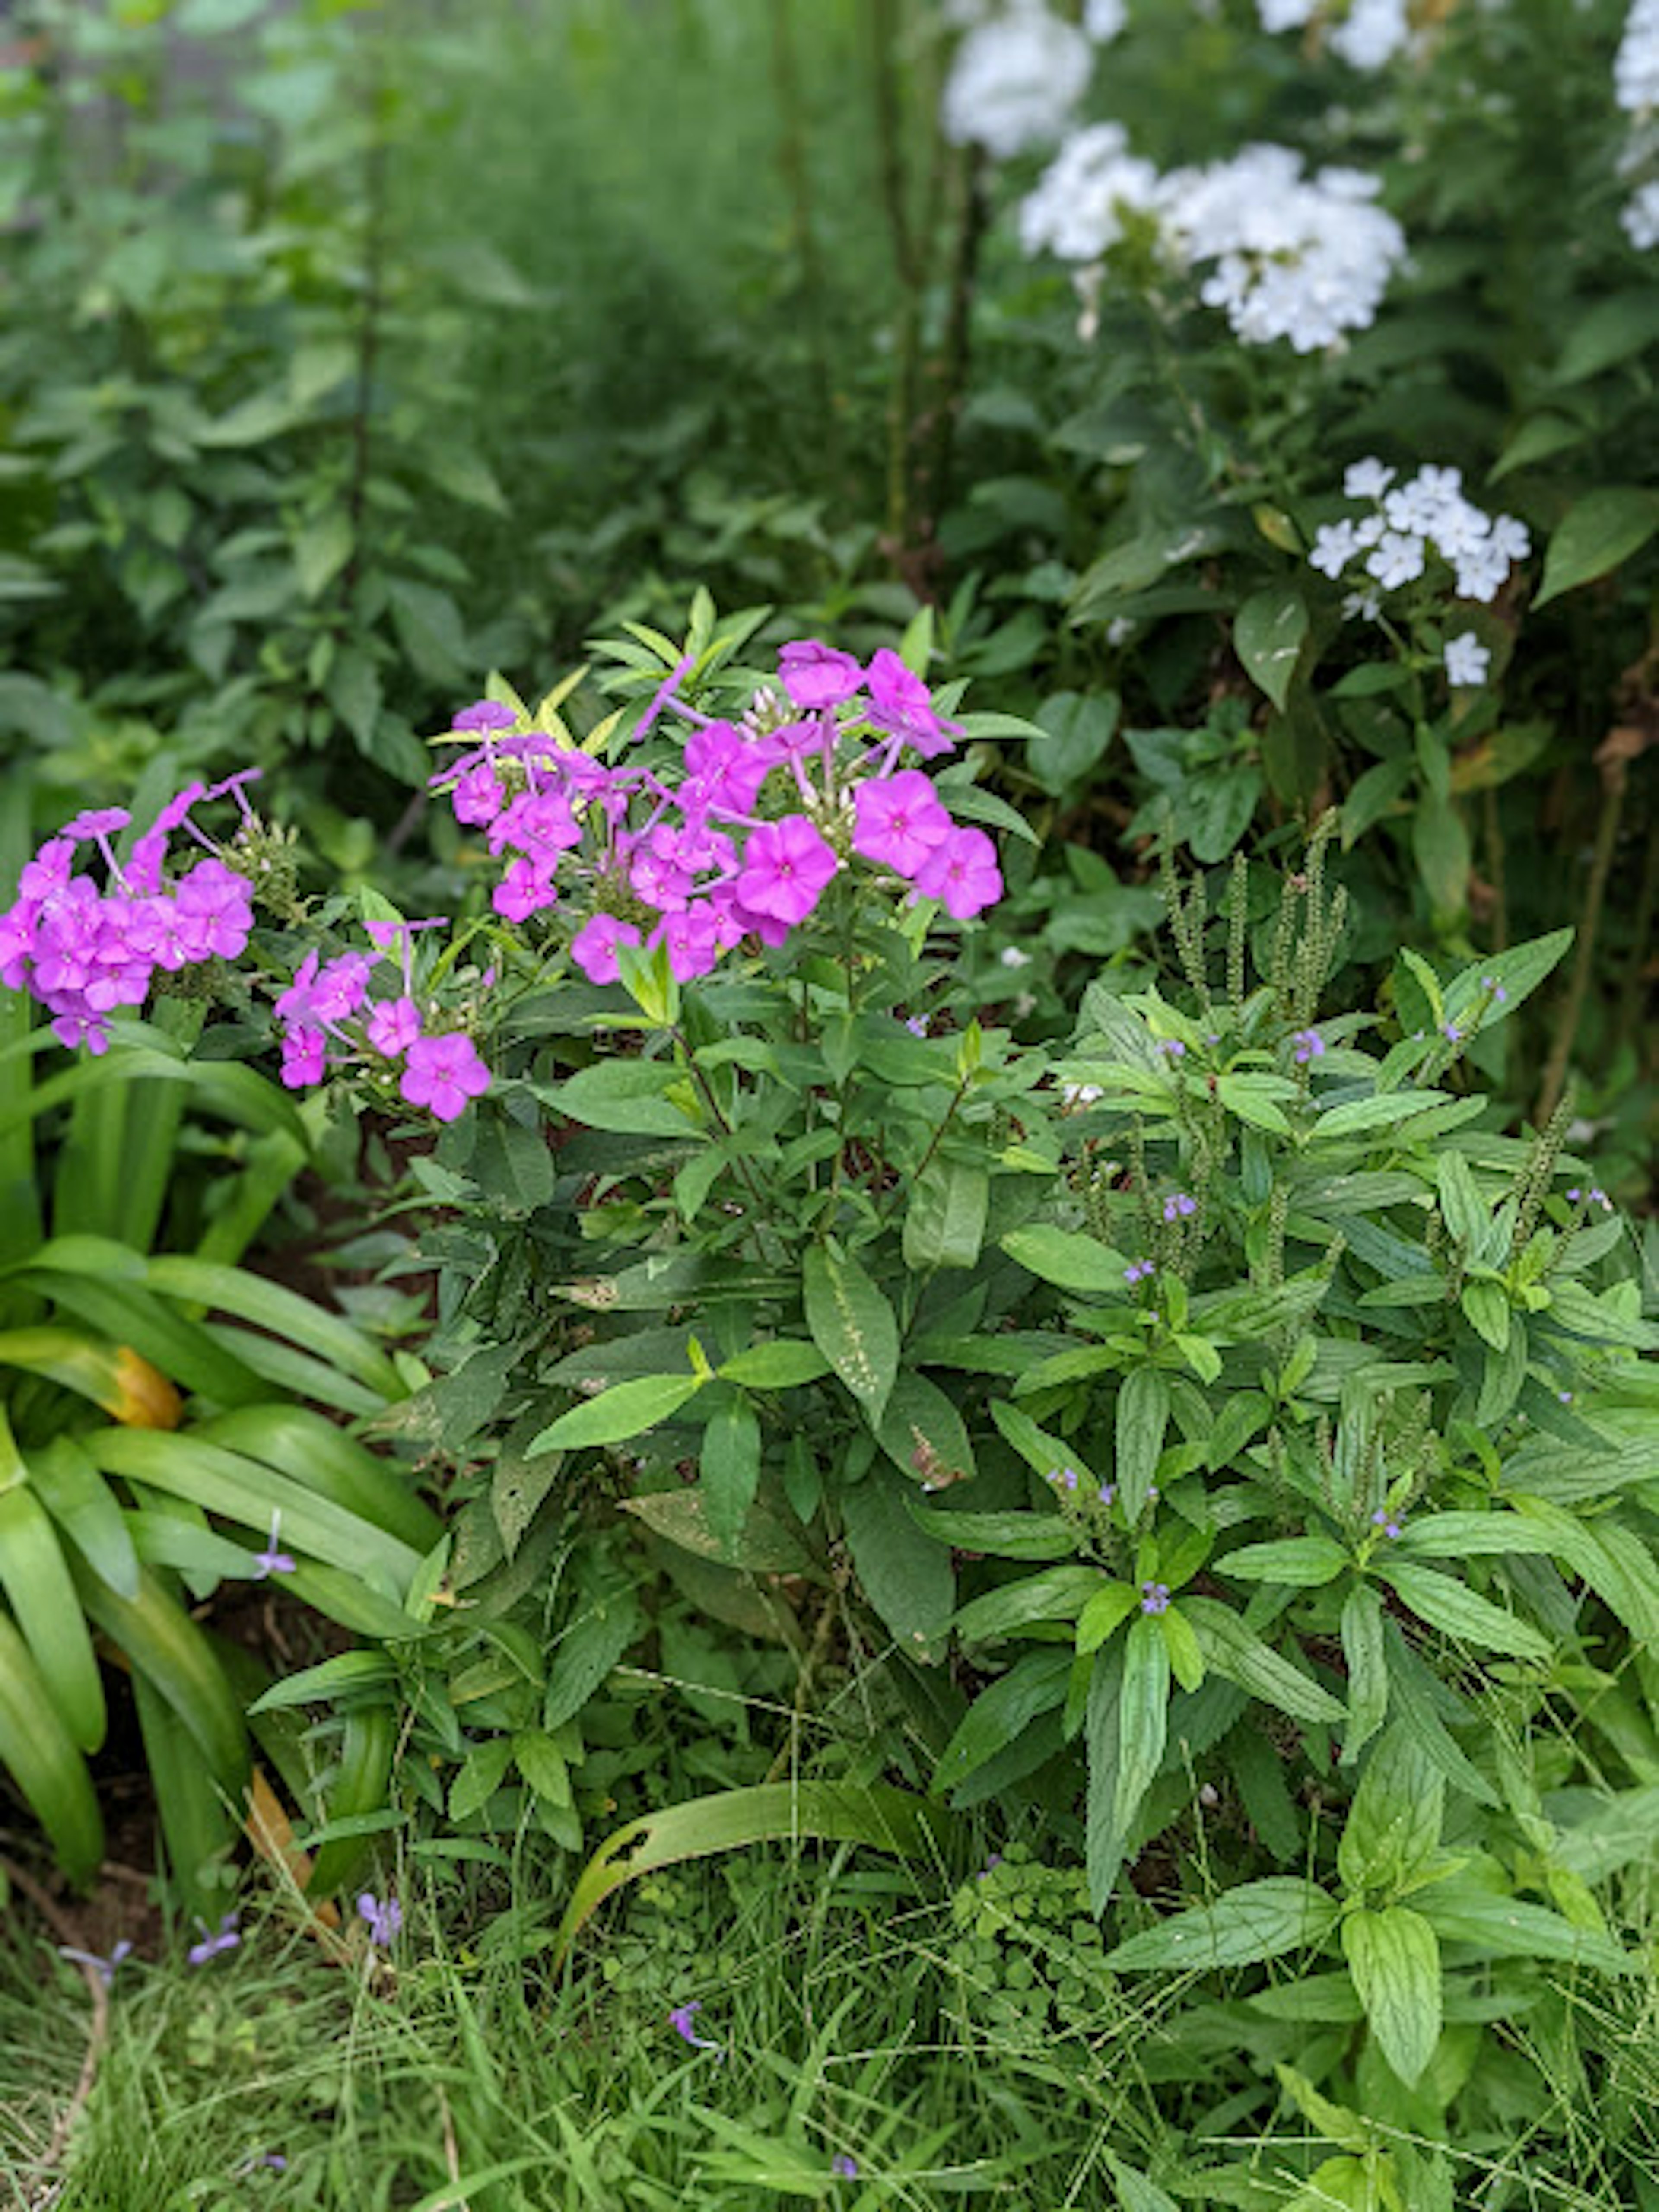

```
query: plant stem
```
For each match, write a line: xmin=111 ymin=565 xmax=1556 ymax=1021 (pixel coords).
xmin=1482 ymin=783 xmax=1508 ymax=954
xmin=1534 ymin=754 xmax=1628 ymax=1127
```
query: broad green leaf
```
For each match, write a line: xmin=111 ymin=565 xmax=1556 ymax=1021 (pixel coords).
xmin=1441 ymin=929 xmax=1571 ymax=1029
xmin=1235 ymin=582 xmax=1309 ymax=712
xmin=1000 ymin=1224 xmax=1130 ymax=1294
xmin=1418 ymin=1883 xmax=1633 ymax=1974
xmin=843 ymin=1465 xmax=955 ymax=1662
xmin=715 ymin=1340 xmax=830 ymax=1390
xmin=1086 ymin=1641 xmax=1127 ymax=1912
xmin=877 ymin=1369 xmax=977 ymax=1490
xmin=1183 ymin=1598 xmax=1345 ymax=1723
xmin=1224 ymin=1536 xmax=1349 ymax=1587
xmin=1393 ymin=1512 xmax=1559 ymax=1561
xmin=1382 ymin=1624 xmax=1498 ymax=1805
xmin=905 ymin=1502 xmax=1076 ymax=1561
xmin=936 ymin=1647 xmax=1072 ymax=1794
xmin=1337 ymin=1726 xmax=1443 ymax=1894
xmin=1343 ymin=1906 xmax=1441 ymax=2087
xmin=1411 ymin=791 xmax=1470 ymax=919
xmin=552 ymin=1782 xmax=952 ymax=1965
xmin=1105 ymin=1877 xmax=1339 ymax=1971
xmin=700 ymin=1397 xmax=761 ymax=1553
xmin=1076 ymin=1580 xmax=1141 ymax=1656
xmin=1313 ymin=1090 xmax=1449 ymax=1139
xmin=1115 ymin=1366 xmax=1169 ymax=1520
xmin=620 ymin=1490 xmax=812 ymax=1575
xmin=1376 ymin=1561 xmax=1551 ymax=1661
xmin=542 ymin=1583 xmax=644 ymax=1730
xmin=1100 ymin=2152 xmax=1180 ymax=2212
xmin=903 ymin=1160 xmax=989 ymax=1271
xmin=448 ymin=1735 xmax=515 ymax=1823
xmin=988 ymin=1398 xmax=1101 ymax=1491
xmin=1114 ymin=1611 xmax=1170 ymax=1839
xmin=1340 ymin=1583 xmax=1389 ymax=1764
xmin=1160 ymin=1606 xmax=1205 ymax=1693
xmin=1534 ymin=486 xmax=1659 ymax=607
xmin=527 ymin=1372 xmax=706 ymax=1455
xmin=803 ymin=1245 xmax=899 ymax=1423
xmin=549 ymin=1061 xmax=702 ymax=1138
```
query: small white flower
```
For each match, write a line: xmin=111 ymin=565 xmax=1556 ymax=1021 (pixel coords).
xmin=1343 ymin=457 xmax=1395 ymax=500
xmin=999 ymin=945 xmax=1033 ymax=969
xmin=1365 ymin=530 xmax=1427 ymax=589
xmin=1444 ymin=631 xmax=1491 ymax=687
xmin=1615 ymin=0 xmax=1659 ymax=115
xmin=1060 ymin=1082 xmax=1105 ymax=1108
xmin=1624 ymin=178 xmax=1659 ymax=248
xmin=943 ymin=6 xmax=1093 ymax=159
xmin=1309 ymin=520 xmax=1360 ymax=578
xmin=1329 ymin=0 xmax=1411 ymax=70
xmin=1341 ymin=587 xmax=1384 ymax=621
xmin=1083 ymin=0 xmax=1127 ymax=39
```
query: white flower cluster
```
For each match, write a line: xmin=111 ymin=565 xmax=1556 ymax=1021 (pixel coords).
xmin=1308 ymin=459 xmax=1530 ymax=615
xmin=1616 ymin=0 xmax=1659 ymax=113
xmin=1018 ymin=121 xmax=1163 ymax=259
xmin=940 ymin=0 xmax=1125 ymax=160
xmin=1021 ymin=135 xmax=1406 ymax=351
xmin=1257 ymin=0 xmax=1411 ymax=68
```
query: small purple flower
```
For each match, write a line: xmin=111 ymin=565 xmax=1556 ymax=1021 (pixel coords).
xmin=1370 ymin=1509 xmax=1404 ymax=1540
xmin=668 ymin=2000 xmax=723 ymax=2053
xmin=1440 ymin=1023 xmax=1463 ymax=1045
xmin=1565 ymin=1188 xmax=1581 ymax=1203
xmin=831 ymin=2155 xmax=860 ymax=2180
xmin=251 ymin=1512 xmax=296 ymax=1579
xmin=1124 ymin=1259 xmax=1155 ymax=1286
xmin=1155 ymin=1038 xmax=1186 ymax=1059
xmin=357 ymin=1893 xmax=402 ymax=1947
xmin=976 ymin=1853 xmax=1004 ymax=1881
xmin=1140 ymin=1581 xmax=1171 ymax=1615
xmin=1481 ymin=976 xmax=1508 ymax=1005
xmin=1162 ymin=1192 xmax=1197 ymax=1223
xmin=1098 ymin=1483 xmax=1116 ymax=1507
xmin=778 ymin=639 xmax=866 ymax=711
xmin=58 ymin=1939 xmax=133 ymax=1988
xmin=1292 ymin=1028 xmax=1324 ymax=1064
xmin=365 ymin=996 xmax=423 ymax=1060
xmin=1589 ymin=1186 xmax=1609 ymax=1210
xmin=864 ymin=647 xmax=957 ymax=758
xmin=903 ymin=1014 xmax=928 ymax=1038
xmin=1557 ymin=1390 xmax=1573 ymax=1405
xmin=232 ymin=2152 xmax=289 ymax=2177
xmin=187 ymin=1912 xmax=240 ymax=1967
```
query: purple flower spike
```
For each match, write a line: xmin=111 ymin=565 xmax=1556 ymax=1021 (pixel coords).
xmin=1292 ymin=1028 xmax=1324 ymax=1064
xmin=357 ymin=1893 xmax=402 ymax=1947
xmin=1162 ymin=1192 xmax=1197 ymax=1223
xmin=1140 ymin=1581 xmax=1171 ymax=1615
xmin=1370 ymin=1509 xmax=1404 ymax=1540
xmin=832 ymin=2154 xmax=860 ymax=2180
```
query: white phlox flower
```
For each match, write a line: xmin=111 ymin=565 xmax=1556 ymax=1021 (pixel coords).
xmin=1019 ymin=121 xmax=1163 ymax=259
xmin=1616 ymin=0 xmax=1659 ymax=114
xmin=1312 ymin=459 xmax=1529 ymax=609
xmin=942 ymin=4 xmax=1093 ymax=158
xmin=1444 ymin=631 xmax=1491 ymax=687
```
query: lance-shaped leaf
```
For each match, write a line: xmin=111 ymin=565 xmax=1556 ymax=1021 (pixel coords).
xmin=1105 ymin=1877 xmax=1339 ymax=1971
xmin=803 ymin=1245 xmax=899 ymax=1424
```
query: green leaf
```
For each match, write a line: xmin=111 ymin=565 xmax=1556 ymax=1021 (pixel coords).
xmin=527 ymin=1372 xmax=706 ymax=1455
xmin=1183 ymin=1597 xmax=1345 ymax=1723
xmin=1235 ymin=583 xmax=1309 ymax=712
xmin=1313 ymin=1090 xmax=1449 ymax=1139
xmin=936 ymin=1647 xmax=1072 ymax=1793
xmin=1551 ymin=289 xmax=1659 ymax=382
xmin=844 ymin=1466 xmax=956 ymax=1662
xmin=449 ymin=1736 xmax=515 ymax=1823
xmin=1337 ymin=1726 xmax=1444 ymax=1894
xmin=1076 ymin=1580 xmax=1141 ymax=1657
xmin=293 ymin=512 xmax=353 ymax=602
xmin=1114 ymin=1612 xmax=1171 ymax=1839
xmin=1224 ymin=1536 xmax=1350 ymax=1587
xmin=700 ymin=1397 xmax=761 ymax=1553
xmin=551 ymin=1783 xmax=951 ymax=1966
xmin=1534 ymin=487 xmax=1659 ymax=607
xmin=905 ymin=1503 xmax=1076 ymax=1561
xmin=877 ymin=1369 xmax=976 ymax=1489
xmin=903 ymin=1160 xmax=989 ymax=1271
xmin=956 ymin=1564 xmax=1104 ymax=1644
xmin=803 ymin=1245 xmax=899 ymax=1423
xmin=1411 ymin=791 xmax=1470 ymax=919
xmin=1460 ymin=1280 xmax=1510 ymax=1352
xmin=1441 ymin=929 xmax=1571 ymax=1029
xmin=988 ymin=1398 xmax=1102 ymax=1491
xmin=1340 ymin=1583 xmax=1389 ymax=1764
xmin=1116 ymin=1367 xmax=1170 ymax=1521
xmin=1104 ymin=1877 xmax=1339 ymax=1971
xmin=1417 ymin=1883 xmax=1633 ymax=1974
xmin=550 ymin=1061 xmax=702 ymax=1139
xmin=717 ymin=1341 xmax=830 ymax=1389
xmin=1086 ymin=1641 xmax=1127 ymax=1912
xmin=1375 ymin=1561 xmax=1551 ymax=1661
xmin=620 ymin=1489 xmax=812 ymax=1575
xmin=1000 ymin=1224 xmax=1130 ymax=1294
xmin=542 ymin=1584 xmax=644 ymax=1730
xmin=1100 ymin=2153 xmax=1180 ymax=2212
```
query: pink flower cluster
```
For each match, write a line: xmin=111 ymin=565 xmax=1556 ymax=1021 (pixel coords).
xmin=272 ymin=917 xmax=489 ymax=1122
xmin=0 ymin=779 xmax=258 ymax=1054
xmin=435 ymin=642 xmax=1003 ymax=987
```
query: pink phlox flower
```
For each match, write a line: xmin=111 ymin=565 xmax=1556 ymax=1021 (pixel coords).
xmin=452 ymin=761 xmax=508 ymax=827
xmin=175 ymin=859 xmax=253 ymax=958
xmin=704 ymin=888 xmax=756 ymax=951
xmin=852 ymin=769 xmax=953 ymax=878
xmin=124 ymin=782 xmax=209 ymax=893
xmin=912 ymin=826 xmax=1002 ymax=920
xmin=648 ymin=904 xmax=723 ymax=982
xmin=488 ymin=791 xmax=580 ymax=858
xmin=308 ymin=953 xmax=377 ymax=1024
xmin=51 ymin=1010 xmax=110 ymax=1055
xmin=570 ymin=913 xmax=643 ymax=985
xmin=365 ymin=995 xmax=423 ymax=1059
xmin=777 ymin=639 xmax=865 ymax=710
xmin=735 ymin=815 xmax=839 ymax=926
xmin=399 ymin=1031 xmax=491 ymax=1121
xmin=280 ymin=1026 xmax=327 ymax=1089
xmin=682 ymin=719 xmax=775 ymax=815
xmin=274 ymin=951 xmax=320 ymax=1026
xmin=628 ymin=824 xmax=699 ymax=912
xmin=864 ymin=648 xmax=957 ymax=758
xmin=64 ymin=806 xmax=132 ymax=842
xmin=18 ymin=838 xmax=76 ymax=902
xmin=451 ymin=699 xmax=517 ymax=734
xmin=0 ymin=909 xmax=30 ymax=989
xmin=493 ymin=855 xmax=559 ymax=922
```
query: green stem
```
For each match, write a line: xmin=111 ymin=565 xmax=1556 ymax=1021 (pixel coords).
xmin=1534 ymin=757 xmax=1627 ymax=1128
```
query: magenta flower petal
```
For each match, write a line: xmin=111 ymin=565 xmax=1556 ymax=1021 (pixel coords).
xmin=851 ymin=770 xmax=953 ymax=878
xmin=570 ymin=914 xmax=643 ymax=985
xmin=399 ymin=1033 xmax=490 ymax=1121
xmin=777 ymin=639 xmax=865 ymax=710
xmin=734 ymin=815 xmax=839 ymax=926
xmin=911 ymin=826 xmax=1001 ymax=919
